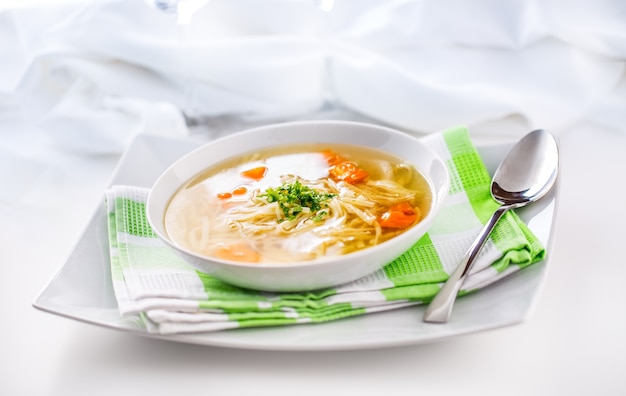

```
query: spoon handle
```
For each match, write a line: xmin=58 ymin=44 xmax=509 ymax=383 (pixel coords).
xmin=423 ymin=206 xmax=509 ymax=323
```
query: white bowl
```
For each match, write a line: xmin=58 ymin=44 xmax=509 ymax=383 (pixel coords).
xmin=146 ymin=120 xmax=449 ymax=292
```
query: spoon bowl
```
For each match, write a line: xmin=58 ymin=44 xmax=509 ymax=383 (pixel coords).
xmin=492 ymin=130 xmax=559 ymax=206
xmin=423 ymin=129 xmax=559 ymax=323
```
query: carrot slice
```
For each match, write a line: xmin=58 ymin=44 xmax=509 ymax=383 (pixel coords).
xmin=345 ymin=168 xmax=369 ymax=184
xmin=241 ymin=166 xmax=268 ymax=181
xmin=216 ymin=192 xmax=232 ymax=199
xmin=324 ymin=150 xmax=369 ymax=184
xmin=379 ymin=202 xmax=420 ymax=229
xmin=329 ymin=161 xmax=369 ymax=184
xmin=322 ymin=149 xmax=343 ymax=165
xmin=232 ymin=186 xmax=248 ymax=195
xmin=389 ymin=202 xmax=417 ymax=215
xmin=214 ymin=243 xmax=260 ymax=263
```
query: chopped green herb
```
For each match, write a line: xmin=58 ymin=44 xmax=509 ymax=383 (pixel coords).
xmin=260 ymin=180 xmax=335 ymax=222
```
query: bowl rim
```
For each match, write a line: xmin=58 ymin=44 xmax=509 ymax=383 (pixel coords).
xmin=146 ymin=119 xmax=450 ymax=270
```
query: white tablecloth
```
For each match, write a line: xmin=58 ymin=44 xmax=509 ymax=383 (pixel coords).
xmin=2 ymin=1 xmax=625 ymax=395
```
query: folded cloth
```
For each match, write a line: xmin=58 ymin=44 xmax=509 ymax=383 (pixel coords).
xmin=104 ymin=126 xmax=545 ymax=334
xmin=6 ymin=0 xmax=626 ymax=149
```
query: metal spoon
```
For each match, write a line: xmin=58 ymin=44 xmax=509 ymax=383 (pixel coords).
xmin=423 ymin=129 xmax=559 ymax=323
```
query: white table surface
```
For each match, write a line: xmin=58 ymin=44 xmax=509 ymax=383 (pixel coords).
xmin=2 ymin=2 xmax=626 ymax=395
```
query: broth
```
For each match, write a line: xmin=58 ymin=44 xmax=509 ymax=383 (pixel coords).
xmin=164 ymin=143 xmax=432 ymax=264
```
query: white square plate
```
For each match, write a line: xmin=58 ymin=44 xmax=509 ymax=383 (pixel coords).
xmin=33 ymin=133 xmax=558 ymax=351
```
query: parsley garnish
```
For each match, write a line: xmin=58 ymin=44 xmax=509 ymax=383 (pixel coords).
xmin=260 ymin=180 xmax=335 ymax=222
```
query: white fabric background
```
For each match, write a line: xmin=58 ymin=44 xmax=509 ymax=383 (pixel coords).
xmin=2 ymin=0 xmax=625 ymax=153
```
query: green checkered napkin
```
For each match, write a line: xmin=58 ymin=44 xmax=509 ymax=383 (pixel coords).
xmin=105 ymin=126 xmax=545 ymax=334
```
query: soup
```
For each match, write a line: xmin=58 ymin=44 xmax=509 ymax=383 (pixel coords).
xmin=164 ymin=143 xmax=432 ymax=264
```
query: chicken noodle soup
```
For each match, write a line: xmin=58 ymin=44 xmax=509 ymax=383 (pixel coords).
xmin=164 ymin=143 xmax=432 ymax=264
